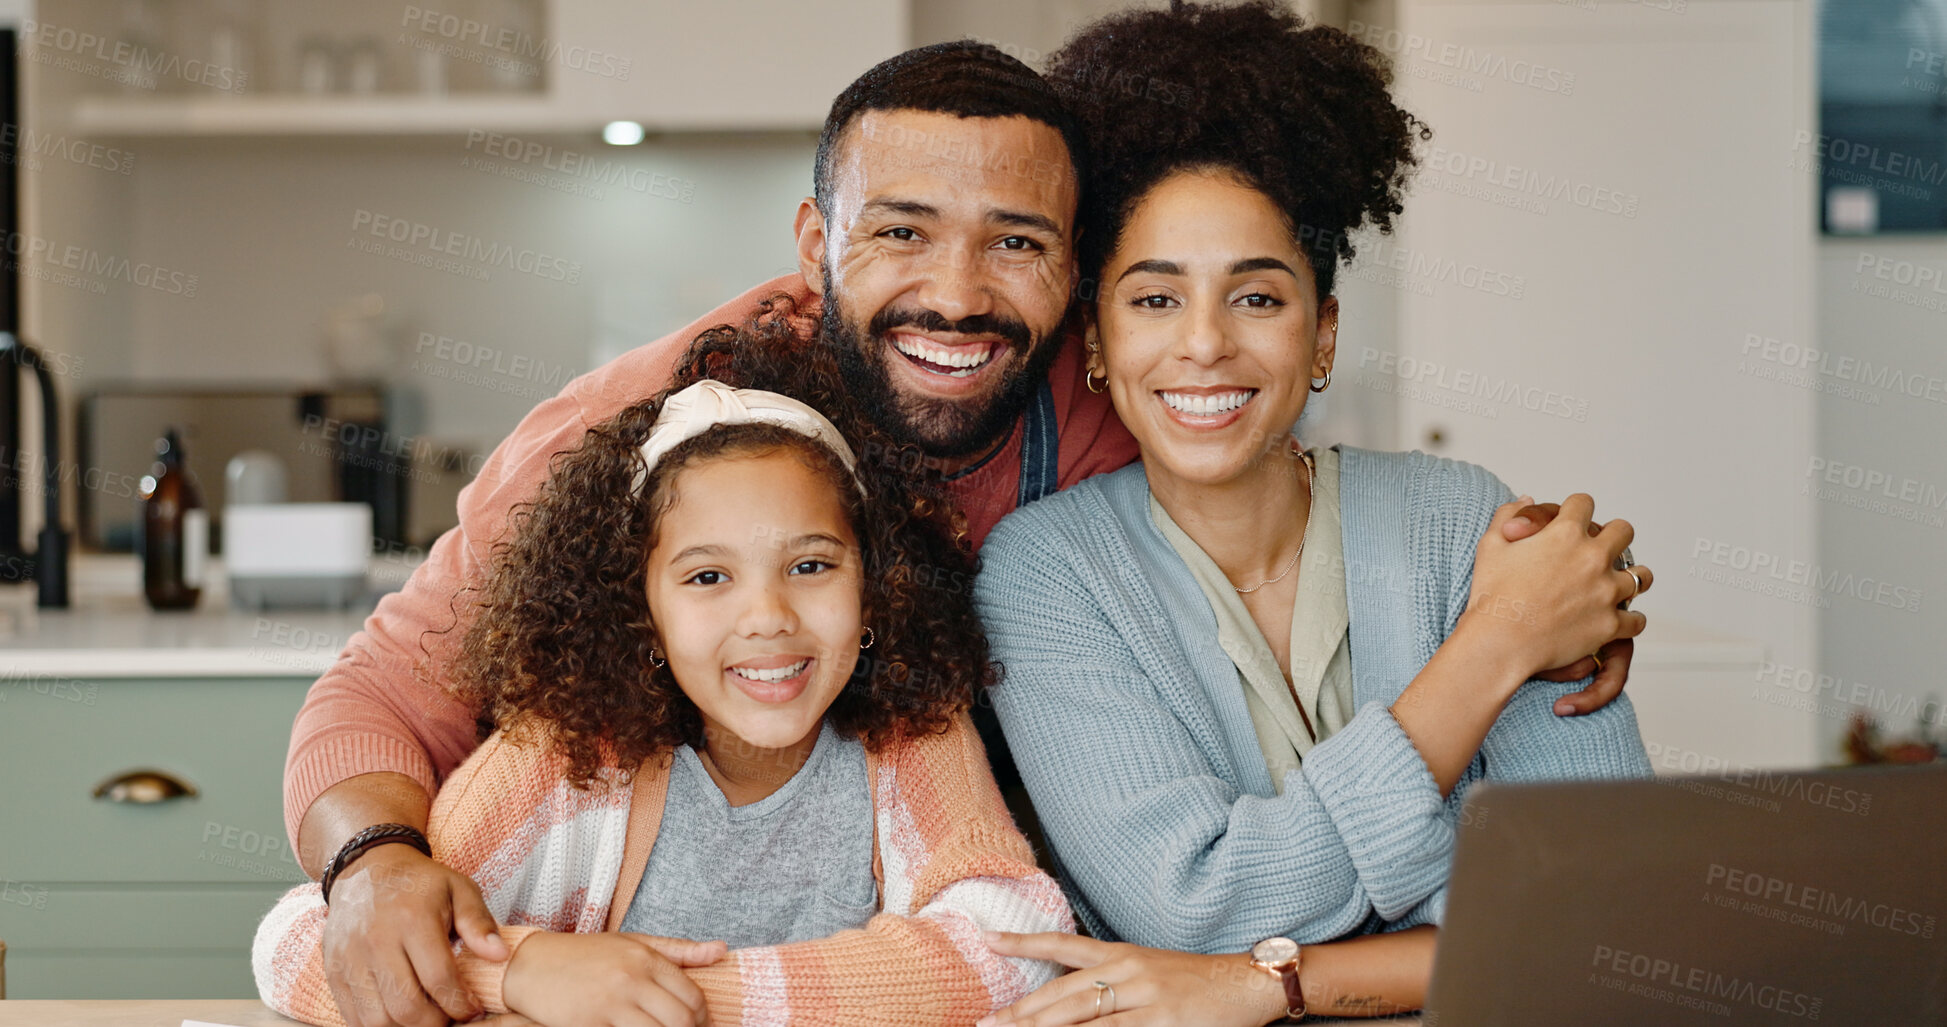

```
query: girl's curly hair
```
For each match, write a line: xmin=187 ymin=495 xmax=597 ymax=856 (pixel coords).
xmin=1047 ymin=0 xmax=1431 ymax=297
xmin=443 ymin=297 xmax=990 ymax=788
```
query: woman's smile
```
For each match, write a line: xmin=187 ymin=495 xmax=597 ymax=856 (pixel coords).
xmin=1155 ymin=386 xmax=1260 ymax=429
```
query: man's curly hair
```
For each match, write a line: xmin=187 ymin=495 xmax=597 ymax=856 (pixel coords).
xmin=1046 ymin=0 xmax=1431 ymax=297
xmin=444 ymin=298 xmax=991 ymax=788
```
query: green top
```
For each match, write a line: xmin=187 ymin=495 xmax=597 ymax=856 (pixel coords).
xmin=1147 ymin=445 xmax=1354 ymax=793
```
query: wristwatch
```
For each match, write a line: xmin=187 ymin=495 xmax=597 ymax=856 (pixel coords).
xmin=1249 ymin=936 xmax=1306 ymax=1022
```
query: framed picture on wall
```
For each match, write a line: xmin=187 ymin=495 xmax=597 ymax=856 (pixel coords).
xmin=1818 ymin=0 xmax=1947 ymax=233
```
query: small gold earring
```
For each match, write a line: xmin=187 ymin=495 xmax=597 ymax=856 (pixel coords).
xmin=1310 ymin=370 xmax=1331 ymax=393
xmin=1085 ymin=370 xmax=1107 ymax=394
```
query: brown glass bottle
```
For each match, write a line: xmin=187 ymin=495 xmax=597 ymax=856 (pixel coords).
xmin=141 ymin=428 xmax=206 ymax=610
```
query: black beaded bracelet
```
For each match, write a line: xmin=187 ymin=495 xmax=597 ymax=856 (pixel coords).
xmin=320 ymin=823 xmax=431 ymax=906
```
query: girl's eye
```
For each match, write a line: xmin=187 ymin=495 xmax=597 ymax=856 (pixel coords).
xmin=684 ymin=570 xmax=726 ymax=586
xmin=1132 ymin=293 xmax=1175 ymax=309
xmin=789 ymin=559 xmax=833 ymax=576
xmin=1237 ymin=292 xmax=1283 ymax=308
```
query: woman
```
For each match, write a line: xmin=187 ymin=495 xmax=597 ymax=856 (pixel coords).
xmin=970 ymin=3 xmax=1654 ymax=1021
xmin=254 ymin=315 xmax=1070 ymax=1027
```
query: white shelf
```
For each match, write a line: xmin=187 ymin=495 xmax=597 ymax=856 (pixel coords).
xmin=69 ymin=93 xmax=566 ymax=137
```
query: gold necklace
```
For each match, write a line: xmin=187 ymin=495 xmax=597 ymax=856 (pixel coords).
xmin=1233 ymin=446 xmax=1316 ymax=595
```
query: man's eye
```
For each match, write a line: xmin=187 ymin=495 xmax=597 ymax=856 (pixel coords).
xmin=997 ymin=236 xmax=1041 ymax=251
xmin=790 ymin=560 xmax=833 ymax=576
xmin=684 ymin=570 xmax=726 ymax=586
xmin=880 ymin=227 xmax=919 ymax=242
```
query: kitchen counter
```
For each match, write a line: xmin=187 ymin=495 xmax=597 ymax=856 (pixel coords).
xmin=0 ymin=553 xmax=420 ymax=678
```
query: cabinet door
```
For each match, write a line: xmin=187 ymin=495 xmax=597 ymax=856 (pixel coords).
xmin=0 ymin=676 xmax=311 ymax=999
xmin=550 ymin=0 xmax=911 ymax=130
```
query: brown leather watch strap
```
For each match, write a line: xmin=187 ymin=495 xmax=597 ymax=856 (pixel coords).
xmin=1278 ymin=959 xmax=1307 ymax=1019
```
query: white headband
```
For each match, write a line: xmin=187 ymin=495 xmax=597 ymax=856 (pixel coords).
xmin=633 ymin=379 xmax=863 ymax=495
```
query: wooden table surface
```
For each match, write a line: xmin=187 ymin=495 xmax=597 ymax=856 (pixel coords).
xmin=0 ymin=1001 xmax=300 ymax=1026
xmin=0 ymin=999 xmax=1424 ymax=1025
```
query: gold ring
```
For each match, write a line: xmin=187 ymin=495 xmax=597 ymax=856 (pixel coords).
xmin=1590 ymin=651 xmax=1605 ymax=672
xmin=1093 ymin=980 xmax=1115 ymax=1018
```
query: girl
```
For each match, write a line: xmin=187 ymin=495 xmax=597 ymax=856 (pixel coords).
xmin=254 ymin=312 xmax=1071 ymax=1026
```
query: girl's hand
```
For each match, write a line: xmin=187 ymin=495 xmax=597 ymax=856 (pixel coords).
xmin=502 ymin=931 xmax=727 ymax=1027
xmin=975 ymin=932 xmax=1287 ymax=1027
xmin=1464 ymin=493 xmax=1650 ymax=681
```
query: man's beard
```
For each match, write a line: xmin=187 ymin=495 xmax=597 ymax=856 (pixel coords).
xmin=822 ymin=271 xmax=1066 ymax=460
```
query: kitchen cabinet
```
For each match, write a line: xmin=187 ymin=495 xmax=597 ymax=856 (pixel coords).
xmin=547 ymin=0 xmax=909 ymax=131
xmin=58 ymin=0 xmax=908 ymax=137
xmin=0 ymin=556 xmax=387 ymax=999
xmin=0 ymin=674 xmax=312 ymax=999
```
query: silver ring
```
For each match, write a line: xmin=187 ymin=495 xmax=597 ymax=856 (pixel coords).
xmin=1627 ymin=567 xmax=1645 ymax=597
xmin=1614 ymin=546 xmax=1635 ymax=571
xmin=1093 ymin=980 xmax=1116 ymax=1018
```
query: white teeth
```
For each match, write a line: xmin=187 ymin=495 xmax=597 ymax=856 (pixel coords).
xmin=1160 ymin=390 xmax=1256 ymax=416
xmin=730 ymin=659 xmax=808 ymax=683
xmin=893 ymin=335 xmax=995 ymax=374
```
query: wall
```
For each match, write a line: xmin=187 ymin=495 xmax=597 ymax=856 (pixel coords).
xmin=1380 ymin=0 xmax=1822 ymax=764
xmin=1814 ymin=238 xmax=1947 ymax=757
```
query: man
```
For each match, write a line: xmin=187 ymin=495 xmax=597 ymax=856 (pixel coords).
xmin=288 ymin=41 xmax=1635 ymax=1027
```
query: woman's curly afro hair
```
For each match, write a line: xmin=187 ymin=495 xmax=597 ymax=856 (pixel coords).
xmin=1047 ymin=0 xmax=1431 ymax=297
xmin=440 ymin=297 xmax=991 ymax=788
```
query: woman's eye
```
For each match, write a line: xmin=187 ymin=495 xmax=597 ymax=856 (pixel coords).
xmin=789 ymin=559 xmax=833 ymax=576
xmin=1238 ymin=293 xmax=1283 ymax=308
xmin=1132 ymin=293 xmax=1175 ymax=309
xmin=684 ymin=570 xmax=726 ymax=586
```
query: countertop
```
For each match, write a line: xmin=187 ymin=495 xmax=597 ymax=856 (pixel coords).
xmin=0 ymin=553 xmax=420 ymax=678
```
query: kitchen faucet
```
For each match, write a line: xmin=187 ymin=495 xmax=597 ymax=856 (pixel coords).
xmin=0 ymin=332 xmax=70 ymax=608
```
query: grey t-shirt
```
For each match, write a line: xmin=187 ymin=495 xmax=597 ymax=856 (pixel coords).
xmin=617 ymin=720 xmax=878 ymax=948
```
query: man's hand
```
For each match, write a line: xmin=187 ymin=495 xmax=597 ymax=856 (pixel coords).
xmin=502 ymin=931 xmax=727 ymax=1027
xmin=322 ymin=843 xmax=509 ymax=1027
xmin=1499 ymin=499 xmax=1652 ymax=716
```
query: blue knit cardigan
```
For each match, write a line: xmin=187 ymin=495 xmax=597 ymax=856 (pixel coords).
xmin=974 ymin=447 xmax=1651 ymax=953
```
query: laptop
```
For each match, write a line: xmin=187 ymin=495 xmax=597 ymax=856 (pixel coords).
xmin=1423 ymin=765 xmax=1947 ymax=1025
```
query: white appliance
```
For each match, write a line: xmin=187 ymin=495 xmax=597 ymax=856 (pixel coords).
xmin=224 ymin=503 xmax=371 ymax=610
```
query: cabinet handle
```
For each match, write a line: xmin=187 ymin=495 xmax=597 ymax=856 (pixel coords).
xmin=92 ymin=769 xmax=199 ymax=804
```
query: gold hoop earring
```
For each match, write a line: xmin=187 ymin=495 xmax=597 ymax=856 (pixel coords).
xmin=1085 ymin=371 xmax=1107 ymax=395
xmin=1309 ymin=371 xmax=1331 ymax=393
xmin=860 ymin=627 xmax=875 ymax=650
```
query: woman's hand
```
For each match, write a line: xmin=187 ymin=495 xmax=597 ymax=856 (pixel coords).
xmin=502 ymin=930 xmax=727 ymax=1027
xmin=1464 ymin=493 xmax=1650 ymax=682
xmin=975 ymin=932 xmax=1288 ymax=1027
xmin=1499 ymin=500 xmax=1653 ymax=716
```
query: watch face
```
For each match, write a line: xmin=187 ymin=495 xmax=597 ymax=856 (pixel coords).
xmin=1251 ymin=936 xmax=1299 ymax=965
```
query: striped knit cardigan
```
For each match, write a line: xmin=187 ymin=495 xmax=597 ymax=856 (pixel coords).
xmin=252 ymin=712 xmax=1072 ymax=1025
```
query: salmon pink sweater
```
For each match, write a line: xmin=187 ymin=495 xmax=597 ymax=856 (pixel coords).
xmin=254 ymin=712 xmax=1073 ymax=1025
xmin=282 ymin=273 xmax=1139 ymax=851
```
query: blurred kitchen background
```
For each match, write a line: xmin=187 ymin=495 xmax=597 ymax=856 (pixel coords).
xmin=0 ymin=0 xmax=1942 ymax=999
